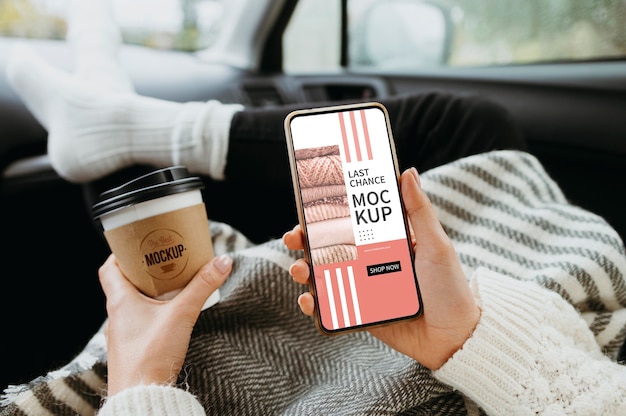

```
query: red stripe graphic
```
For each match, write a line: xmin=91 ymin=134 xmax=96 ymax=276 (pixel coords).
xmin=338 ymin=112 xmax=351 ymax=163
xmin=360 ymin=109 xmax=374 ymax=160
xmin=349 ymin=111 xmax=363 ymax=162
xmin=322 ymin=265 xmax=362 ymax=330
xmin=338 ymin=110 xmax=374 ymax=164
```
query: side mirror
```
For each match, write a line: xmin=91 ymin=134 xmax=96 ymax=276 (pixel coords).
xmin=350 ymin=0 xmax=453 ymax=68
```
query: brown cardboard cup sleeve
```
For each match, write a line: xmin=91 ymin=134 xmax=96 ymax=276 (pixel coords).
xmin=104 ymin=203 xmax=214 ymax=298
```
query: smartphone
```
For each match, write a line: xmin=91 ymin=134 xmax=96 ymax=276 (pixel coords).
xmin=284 ymin=102 xmax=423 ymax=335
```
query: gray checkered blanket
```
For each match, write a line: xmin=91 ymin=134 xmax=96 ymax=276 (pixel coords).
xmin=2 ymin=151 xmax=625 ymax=415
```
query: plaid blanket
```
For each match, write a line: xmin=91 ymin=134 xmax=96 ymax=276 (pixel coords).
xmin=2 ymin=150 xmax=625 ymax=415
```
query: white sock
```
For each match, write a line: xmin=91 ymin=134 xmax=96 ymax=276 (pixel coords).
xmin=6 ymin=45 xmax=243 ymax=183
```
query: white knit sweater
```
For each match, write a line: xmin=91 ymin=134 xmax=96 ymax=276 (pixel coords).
xmin=436 ymin=268 xmax=626 ymax=415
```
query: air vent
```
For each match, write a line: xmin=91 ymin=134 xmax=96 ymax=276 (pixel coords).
xmin=242 ymin=83 xmax=284 ymax=107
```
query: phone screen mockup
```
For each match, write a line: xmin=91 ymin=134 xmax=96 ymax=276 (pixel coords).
xmin=284 ymin=102 xmax=423 ymax=335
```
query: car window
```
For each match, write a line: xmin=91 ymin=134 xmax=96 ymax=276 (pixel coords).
xmin=0 ymin=0 xmax=224 ymax=51
xmin=283 ymin=0 xmax=626 ymax=72
xmin=4 ymin=0 xmax=625 ymax=70
xmin=283 ymin=0 xmax=342 ymax=73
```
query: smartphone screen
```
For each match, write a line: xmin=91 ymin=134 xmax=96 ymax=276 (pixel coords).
xmin=284 ymin=102 xmax=423 ymax=335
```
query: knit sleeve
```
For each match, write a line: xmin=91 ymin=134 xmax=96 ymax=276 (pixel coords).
xmin=434 ymin=267 xmax=626 ymax=415
xmin=97 ymin=384 xmax=206 ymax=416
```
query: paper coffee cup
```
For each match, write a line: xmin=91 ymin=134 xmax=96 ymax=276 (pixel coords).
xmin=92 ymin=166 xmax=219 ymax=308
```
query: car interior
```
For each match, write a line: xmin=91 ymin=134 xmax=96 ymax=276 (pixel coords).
xmin=1 ymin=0 xmax=625 ymax=389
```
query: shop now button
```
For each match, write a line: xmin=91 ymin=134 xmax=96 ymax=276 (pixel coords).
xmin=367 ymin=261 xmax=402 ymax=276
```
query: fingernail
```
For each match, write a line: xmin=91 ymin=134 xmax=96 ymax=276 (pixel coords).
xmin=214 ymin=254 xmax=232 ymax=273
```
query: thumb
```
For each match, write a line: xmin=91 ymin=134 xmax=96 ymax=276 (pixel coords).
xmin=400 ymin=168 xmax=449 ymax=250
xmin=175 ymin=254 xmax=232 ymax=312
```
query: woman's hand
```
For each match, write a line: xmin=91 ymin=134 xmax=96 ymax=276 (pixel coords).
xmin=99 ymin=253 xmax=232 ymax=395
xmin=283 ymin=168 xmax=480 ymax=370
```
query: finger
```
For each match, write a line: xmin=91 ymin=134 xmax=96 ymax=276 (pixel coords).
xmin=102 ymin=319 xmax=110 ymax=342
xmin=175 ymin=254 xmax=232 ymax=312
xmin=289 ymin=259 xmax=310 ymax=284
xmin=400 ymin=168 xmax=450 ymax=248
xmin=282 ymin=224 xmax=304 ymax=251
xmin=297 ymin=293 xmax=315 ymax=316
xmin=98 ymin=254 xmax=141 ymax=300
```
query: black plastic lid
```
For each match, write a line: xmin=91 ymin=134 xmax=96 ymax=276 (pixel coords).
xmin=91 ymin=166 xmax=204 ymax=220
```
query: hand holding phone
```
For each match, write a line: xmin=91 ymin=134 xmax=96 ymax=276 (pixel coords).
xmin=284 ymin=165 xmax=481 ymax=370
xmin=284 ymin=102 xmax=423 ymax=335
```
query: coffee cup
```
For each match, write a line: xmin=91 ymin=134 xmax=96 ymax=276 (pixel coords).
xmin=92 ymin=166 xmax=218 ymax=308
